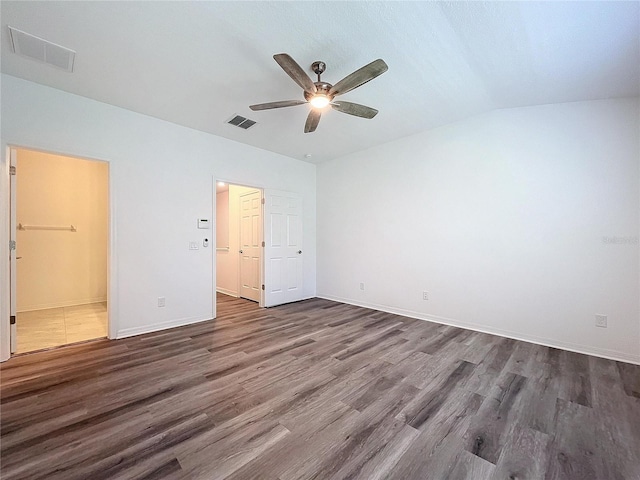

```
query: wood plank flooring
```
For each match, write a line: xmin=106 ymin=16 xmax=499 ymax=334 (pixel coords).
xmin=1 ymin=294 xmax=639 ymax=479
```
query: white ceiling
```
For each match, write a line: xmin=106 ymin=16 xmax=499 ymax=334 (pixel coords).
xmin=1 ymin=1 xmax=638 ymax=164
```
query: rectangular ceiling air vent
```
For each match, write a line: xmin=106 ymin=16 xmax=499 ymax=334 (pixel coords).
xmin=8 ymin=26 xmax=75 ymax=72
xmin=226 ymin=115 xmax=257 ymax=130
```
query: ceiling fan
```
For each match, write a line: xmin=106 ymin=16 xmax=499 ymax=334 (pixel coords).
xmin=250 ymin=54 xmax=388 ymax=133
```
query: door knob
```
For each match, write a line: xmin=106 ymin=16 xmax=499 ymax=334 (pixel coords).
xmin=239 ymin=250 xmax=243 ymax=254
xmin=297 ymin=250 xmax=302 ymax=254
xmin=16 ymin=257 xmax=22 ymax=260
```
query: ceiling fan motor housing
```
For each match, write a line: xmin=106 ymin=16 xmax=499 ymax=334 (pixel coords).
xmin=304 ymin=82 xmax=333 ymax=102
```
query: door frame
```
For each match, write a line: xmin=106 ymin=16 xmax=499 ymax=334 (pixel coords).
xmin=1 ymin=145 xmax=116 ymax=361
xmin=9 ymin=148 xmax=17 ymax=353
xmin=214 ymin=179 xmax=265 ymax=308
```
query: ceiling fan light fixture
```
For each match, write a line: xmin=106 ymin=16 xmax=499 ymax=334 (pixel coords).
xmin=249 ymin=54 xmax=388 ymax=132
xmin=310 ymin=95 xmax=330 ymax=109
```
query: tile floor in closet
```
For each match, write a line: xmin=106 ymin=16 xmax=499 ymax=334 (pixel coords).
xmin=16 ymin=303 xmax=107 ymax=354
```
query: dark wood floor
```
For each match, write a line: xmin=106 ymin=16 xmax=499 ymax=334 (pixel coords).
xmin=1 ymin=294 xmax=639 ymax=479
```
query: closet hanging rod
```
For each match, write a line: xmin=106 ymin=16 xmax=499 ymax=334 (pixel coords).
xmin=18 ymin=223 xmax=77 ymax=232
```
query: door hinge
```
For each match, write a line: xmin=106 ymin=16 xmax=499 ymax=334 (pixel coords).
xmin=261 ymin=284 xmax=265 ymax=291
xmin=261 ymin=241 xmax=265 ymax=247
xmin=261 ymin=197 xmax=265 ymax=205
xmin=9 ymin=240 xmax=16 ymax=251
xmin=9 ymin=165 xmax=16 ymax=175
xmin=10 ymin=315 xmax=16 ymax=325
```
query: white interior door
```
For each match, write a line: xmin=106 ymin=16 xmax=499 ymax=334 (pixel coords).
xmin=264 ymin=190 xmax=303 ymax=307
xmin=239 ymin=190 xmax=262 ymax=302
xmin=9 ymin=149 xmax=17 ymax=353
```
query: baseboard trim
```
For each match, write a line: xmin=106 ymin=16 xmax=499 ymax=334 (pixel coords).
xmin=318 ymin=294 xmax=640 ymax=366
xmin=115 ymin=295 xmax=319 ymax=340
xmin=116 ymin=315 xmax=213 ymax=340
xmin=18 ymin=297 xmax=108 ymax=313
xmin=216 ymin=288 xmax=238 ymax=297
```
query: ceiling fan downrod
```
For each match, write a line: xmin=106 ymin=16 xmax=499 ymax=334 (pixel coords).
xmin=306 ymin=61 xmax=333 ymax=104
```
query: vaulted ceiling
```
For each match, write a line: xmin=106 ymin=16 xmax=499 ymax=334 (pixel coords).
xmin=2 ymin=1 xmax=639 ymax=163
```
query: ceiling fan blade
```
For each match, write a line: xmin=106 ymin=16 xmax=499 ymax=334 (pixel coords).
xmin=250 ymin=100 xmax=307 ymax=111
xmin=304 ymin=109 xmax=321 ymax=133
xmin=329 ymin=59 xmax=388 ymax=97
xmin=274 ymin=53 xmax=317 ymax=95
xmin=331 ymin=101 xmax=378 ymax=119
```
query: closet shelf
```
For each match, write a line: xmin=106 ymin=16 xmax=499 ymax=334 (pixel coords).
xmin=18 ymin=223 xmax=77 ymax=232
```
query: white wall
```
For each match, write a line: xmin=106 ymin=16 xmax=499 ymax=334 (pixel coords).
xmin=216 ymin=184 xmax=260 ymax=297
xmin=317 ymin=97 xmax=640 ymax=364
xmin=16 ymin=149 xmax=108 ymax=311
xmin=1 ymin=74 xmax=317 ymax=361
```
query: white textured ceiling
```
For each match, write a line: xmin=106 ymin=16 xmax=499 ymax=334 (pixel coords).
xmin=1 ymin=1 xmax=639 ymax=164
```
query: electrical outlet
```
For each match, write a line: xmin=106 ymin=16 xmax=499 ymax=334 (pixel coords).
xmin=360 ymin=282 xmax=365 ymax=291
xmin=158 ymin=297 xmax=165 ymax=307
xmin=423 ymin=291 xmax=429 ymax=300
xmin=595 ymin=314 xmax=607 ymax=328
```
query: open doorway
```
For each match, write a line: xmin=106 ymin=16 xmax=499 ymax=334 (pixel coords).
xmin=10 ymin=148 xmax=109 ymax=354
xmin=216 ymin=182 xmax=263 ymax=304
